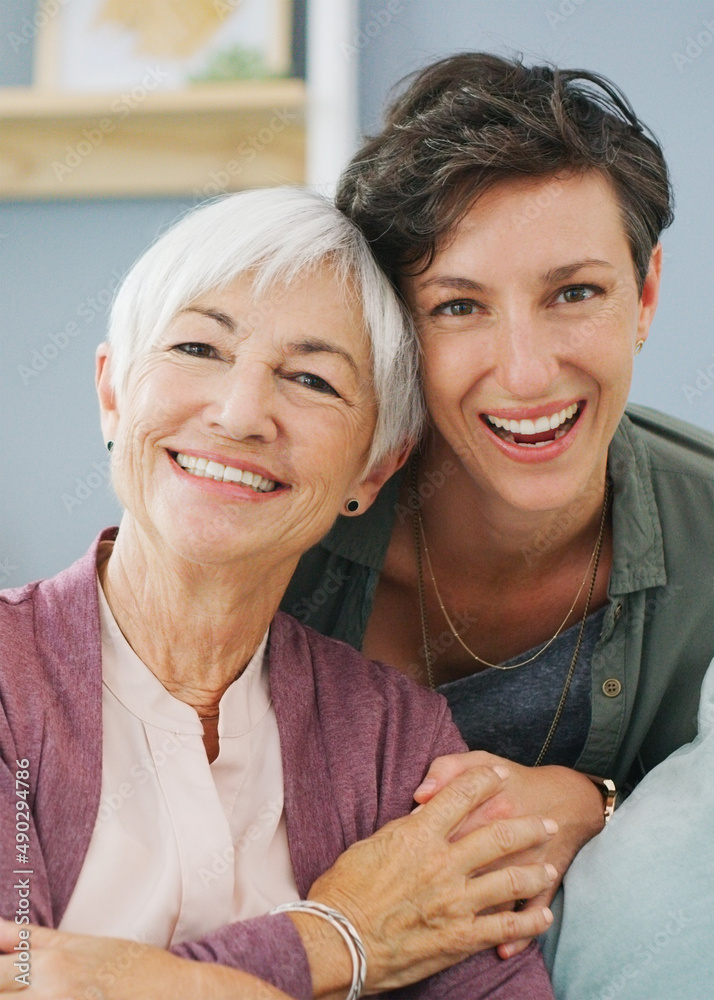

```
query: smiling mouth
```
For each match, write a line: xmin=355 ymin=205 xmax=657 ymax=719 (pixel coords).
xmin=171 ymin=452 xmax=279 ymax=492
xmin=481 ymin=403 xmax=583 ymax=448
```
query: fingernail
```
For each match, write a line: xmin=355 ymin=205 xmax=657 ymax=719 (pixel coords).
xmin=493 ymin=765 xmax=510 ymax=780
xmin=414 ymin=778 xmax=436 ymax=795
xmin=543 ymin=818 xmax=558 ymax=834
xmin=545 ymin=863 xmax=558 ymax=880
xmin=542 ymin=907 xmax=554 ymax=925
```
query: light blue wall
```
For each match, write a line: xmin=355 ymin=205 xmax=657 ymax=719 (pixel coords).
xmin=1 ymin=0 xmax=712 ymax=588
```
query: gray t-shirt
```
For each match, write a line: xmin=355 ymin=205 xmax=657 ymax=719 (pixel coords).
xmin=439 ymin=607 xmax=605 ymax=765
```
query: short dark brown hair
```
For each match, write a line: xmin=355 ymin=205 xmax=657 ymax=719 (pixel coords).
xmin=336 ymin=53 xmax=674 ymax=293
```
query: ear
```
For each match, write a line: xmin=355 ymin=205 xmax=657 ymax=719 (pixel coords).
xmin=96 ymin=342 xmax=120 ymax=447
xmin=344 ymin=440 xmax=414 ymax=516
xmin=636 ymin=243 xmax=662 ymax=347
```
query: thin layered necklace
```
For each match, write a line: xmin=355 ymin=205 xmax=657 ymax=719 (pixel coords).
xmin=411 ymin=454 xmax=611 ymax=766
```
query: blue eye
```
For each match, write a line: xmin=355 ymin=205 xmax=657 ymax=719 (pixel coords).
xmin=291 ymin=372 xmax=339 ymax=396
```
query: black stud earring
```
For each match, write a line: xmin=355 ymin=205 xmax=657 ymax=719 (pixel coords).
xmin=345 ymin=498 xmax=360 ymax=513
xmin=107 ymin=441 xmax=114 ymax=452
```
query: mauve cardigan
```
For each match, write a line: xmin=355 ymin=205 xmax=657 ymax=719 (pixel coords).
xmin=0 ymin=530 xmax=553 ymax=1000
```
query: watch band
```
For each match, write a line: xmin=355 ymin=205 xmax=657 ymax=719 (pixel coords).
xmin=583 ymin=774 xmax=617 ymax=824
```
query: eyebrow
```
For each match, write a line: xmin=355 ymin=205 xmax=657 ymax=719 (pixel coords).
xmin=413 ymin=276 xmax=488 ymax=294
xmin=413 ymin=259 xmax=615 ymax=295
xmin=182 ymin=309 xmax=360 ymax=377
xmin=541 ymin=259 xmax=615 ymax=283
xmin=183 ymin=306 xmax=235 ymax=329
xmin=288 ymin=338 xmax=360 ymax=377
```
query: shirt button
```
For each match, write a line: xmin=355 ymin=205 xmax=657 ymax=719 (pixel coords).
xmin=603 ymin=678 xmax=622 ymax=698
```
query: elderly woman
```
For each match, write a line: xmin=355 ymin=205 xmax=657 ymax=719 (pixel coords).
xmin=283 ymin=53 xmax=714 ymax=954
xmin=0 ymin=189 xmax=557 ymax=999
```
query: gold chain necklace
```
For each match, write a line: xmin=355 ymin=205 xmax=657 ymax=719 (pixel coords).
xmin=411 ymin=455 xmax=611 ymax=766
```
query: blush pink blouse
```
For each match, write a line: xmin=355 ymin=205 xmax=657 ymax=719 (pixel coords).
xmin=59 ymin=581 xmax=299 ymax=945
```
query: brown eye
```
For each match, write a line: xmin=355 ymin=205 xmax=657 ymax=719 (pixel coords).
xmin=436 ymin=300 xmax=476 ymax=316
xmin=559 ymin=286 xmax=597 ymax=304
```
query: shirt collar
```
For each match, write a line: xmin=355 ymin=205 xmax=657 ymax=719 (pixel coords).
xmin=607 ymin=411 xmax=667 ymax=595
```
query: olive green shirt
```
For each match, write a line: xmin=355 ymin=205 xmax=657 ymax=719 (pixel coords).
xmin=281 ymin=406 xmax=714 ymax=788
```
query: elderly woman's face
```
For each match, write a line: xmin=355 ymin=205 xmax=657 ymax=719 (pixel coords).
xmin=97 ymin=266 xmax=380 ymax=567
xmin=403 ymin=171 xmax=661 ymax=513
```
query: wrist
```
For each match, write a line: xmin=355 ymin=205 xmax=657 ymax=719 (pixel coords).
xmin=581 ymin=773 xmax=617 ymax=826
xmin=275 ymin=902 xmax=366 ymax=1000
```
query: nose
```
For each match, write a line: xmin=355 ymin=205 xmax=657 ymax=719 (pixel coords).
xmin=492 ymin=309 xmax=560 ymax=400
xmin=203 ymin=358 xmax=279 ymax=443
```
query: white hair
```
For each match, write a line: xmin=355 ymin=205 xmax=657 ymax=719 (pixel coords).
xmin=107 ymin=188 xmax=423 ymax=468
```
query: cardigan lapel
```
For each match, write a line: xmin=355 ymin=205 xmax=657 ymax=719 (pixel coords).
xmin=267 ymin=613 xmax=348 ymax=899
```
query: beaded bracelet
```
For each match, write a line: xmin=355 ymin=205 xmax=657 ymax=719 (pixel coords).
xmin=270 ymin=900 xmax=367 ymax=999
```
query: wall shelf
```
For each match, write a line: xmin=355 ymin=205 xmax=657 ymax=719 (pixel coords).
xmin=0 ymin=79 xmax=306 ymax=200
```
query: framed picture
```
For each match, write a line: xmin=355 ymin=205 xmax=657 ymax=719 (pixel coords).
xmin=34 ymin=0 xmax=293 ymax=91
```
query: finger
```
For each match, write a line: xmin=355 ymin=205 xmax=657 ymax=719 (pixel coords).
xmin=413 ymin=751 xmax=499 ymax=802
xmin=467 ymin=904 xmax=554 ymax=952
xmin=454 ymin=815 xmax=558 ymax=872
xmin=415 ymin=766 xmax=510 ymax=835
xmin=498 ymin=937 xmax=533 ymax=959
xmin=470 ymin=861 xmax=558 ymax=915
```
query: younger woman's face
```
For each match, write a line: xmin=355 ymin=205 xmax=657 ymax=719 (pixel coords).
xmin=403 ymin=171 xmax=661 ymax=514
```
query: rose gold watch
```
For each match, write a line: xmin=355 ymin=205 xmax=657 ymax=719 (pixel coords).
xmin=583 ymin=774 xmax=617 ymax=824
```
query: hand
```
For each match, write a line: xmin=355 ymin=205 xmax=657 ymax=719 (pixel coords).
xmin=413 ymin=751 xmax=605 ymax=957
xmin=289 ymin=765 xmax=558 ymax=996
xmin=0 ymin=921 xmax=291 ymax=1000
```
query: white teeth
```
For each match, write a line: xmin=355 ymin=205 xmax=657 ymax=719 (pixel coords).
xmin=174 ymin=453 xmax=277 ymax=492
xmin=485 ymin=404 xmax=580 ymax=442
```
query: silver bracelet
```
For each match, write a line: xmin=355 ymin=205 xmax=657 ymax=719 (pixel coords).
xmin=270 ymin=900 xmax=367 ymax=999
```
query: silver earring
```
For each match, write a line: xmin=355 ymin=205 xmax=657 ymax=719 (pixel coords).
xmin=635 ymin=340 xmax=644 ymax=355
xmin=345 ymin=499 xmax=360 ymax=513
